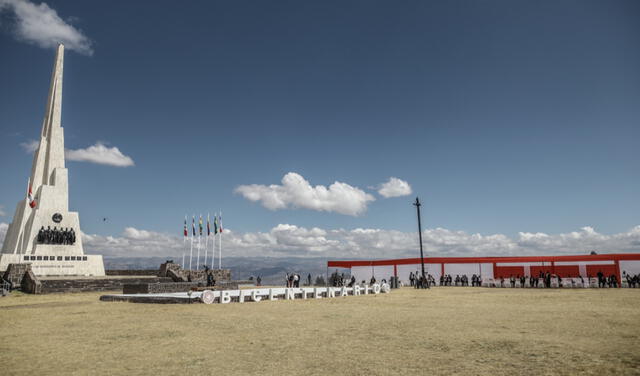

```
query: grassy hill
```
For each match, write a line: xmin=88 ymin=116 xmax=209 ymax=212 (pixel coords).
xmin=1 ymin=287 xmax=639 ymax=375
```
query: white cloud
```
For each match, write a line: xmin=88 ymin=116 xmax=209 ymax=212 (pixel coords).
xmin=20 ymin=140 xmax=134 ymax=167
xmin=20 ymin=139 xmax=39 ymax=153
xmin=0 ymin=206 xmax=6 ymax=217
xmin=81 ymin=227 xmax=182 ymax=258
xmin=0 ymin=0 xmax=93 ymax=55
xmin=65 ymin=142 xmax=134 ymax=167
xmin=377 ymin=177 xmax=412 ymax=198
xmin=2 ymin=222 xmax=638 ymax=259
xmin=235 ymin=172 xmax=375 ymax=216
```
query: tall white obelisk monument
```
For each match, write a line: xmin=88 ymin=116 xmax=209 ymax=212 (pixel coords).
xmin=0 ymin=44 xmax=105 ymax=276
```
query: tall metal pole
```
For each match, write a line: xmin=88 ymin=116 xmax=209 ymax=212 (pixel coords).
xmin=413 ymin=197 xmax=427 ymax=286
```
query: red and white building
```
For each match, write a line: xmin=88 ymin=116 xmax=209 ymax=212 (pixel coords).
xmin=328 ymin=253 xmax=640 ymax=285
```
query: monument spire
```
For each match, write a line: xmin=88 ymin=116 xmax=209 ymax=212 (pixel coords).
xmin=30 ymin=43 xmax=66 ymax=192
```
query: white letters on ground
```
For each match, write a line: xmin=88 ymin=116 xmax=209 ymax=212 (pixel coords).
xmin=198 ymin=284 xmax=391 ymax=304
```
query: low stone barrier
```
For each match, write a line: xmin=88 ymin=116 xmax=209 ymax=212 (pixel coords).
xmin=41 ymin=277 xmax=173 ymax=294
xmin=123 ymin=281 xmax=240 ymax=294
xmin=123 ymin=282 xmax=202 ymax=294
xmin=105 ymin=270 xmax=158 ymax=276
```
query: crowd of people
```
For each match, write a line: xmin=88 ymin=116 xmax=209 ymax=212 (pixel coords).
xmin=285 ymin=273 xmax=315 ymax=287
xmin=434 ymin=274 xmax=484 ymax=287
xmin=285 ymin=273 xmax=301 ymax=287
xmin=36 ymin=226 xmax=76 ymax=245
xmin=623 ymin=272 xmax=640 ymax=288
xmin=408 ymin=272 xmax=434 ymax=288
xmin=285 ymin=269 xmax=640 ymax=289
xmin=490 ymin=271 xmax=625 ymax=288
xmin=328 ymin=270 xmax=389 ymax=287
xmin=597 ymin=271 xmax=618 ymax=288
xmin=329 ymin=271 xmax=358 ymax=287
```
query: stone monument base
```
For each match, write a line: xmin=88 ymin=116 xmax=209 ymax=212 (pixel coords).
xmin=0 ymin=254 xmax=105 ymax=277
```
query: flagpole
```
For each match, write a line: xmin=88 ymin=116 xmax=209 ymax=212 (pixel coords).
xmin=197 ymin=234 xmax=201 ymax=270
xmin=196 ymin=216 xmax=201 ymax=271
xmin=211 ymin=223 xmax=216 ymax=270
xmin=182 ymin=215 xmax=186 ymax=268
xmin=219 ymin=210 xmax=222 ymax=269
xmin=189 ymin=215 xmax=194 ymax=271
xmin=189 ymin=232 xmax=193 ymax=271
xmin=204 ymin=217 xmax=208 ymax=269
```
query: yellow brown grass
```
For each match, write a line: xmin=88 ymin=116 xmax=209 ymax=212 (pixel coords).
xmin=1 ymin=287 xmax=639 ymax=375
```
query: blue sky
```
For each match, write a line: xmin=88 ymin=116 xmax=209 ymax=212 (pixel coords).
xmin=0 ymin=0 xmax=639 ymax=258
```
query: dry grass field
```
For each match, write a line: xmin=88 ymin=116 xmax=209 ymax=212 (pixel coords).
xmin=1 ymin=287 xmax=639 ymax=375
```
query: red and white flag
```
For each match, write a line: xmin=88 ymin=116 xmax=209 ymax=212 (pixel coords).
xmin=28 ymin=184 xmax=36 ymax=208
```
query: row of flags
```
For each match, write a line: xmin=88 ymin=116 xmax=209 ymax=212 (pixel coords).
xmin=183 ymin=214 xmax=222 ymax=237
xmin=182 ymin=213 xmax=223 ymax=271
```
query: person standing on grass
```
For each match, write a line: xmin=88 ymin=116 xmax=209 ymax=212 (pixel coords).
xmin=597 ymin=271 xmax=604 ymax=288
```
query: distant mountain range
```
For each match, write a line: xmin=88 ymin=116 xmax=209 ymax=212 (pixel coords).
xmin=104 ymin=256 xmax=350 ymax=285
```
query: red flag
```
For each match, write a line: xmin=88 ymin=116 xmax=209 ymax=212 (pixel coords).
xmin=28 ymin=185 xmax=36 ymax=208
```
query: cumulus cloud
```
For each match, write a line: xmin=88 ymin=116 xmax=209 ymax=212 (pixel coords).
xmin=0 ymin=0 xmax=93 ymax=55
xmin=20 ymin=140 xmax=134 ymax=167
xmin=377 ymin=177 xmax=412 ymax=198
xmin=235 ymin=172 xmax=375 ymax=216
xmin=65 ymin=142 xmax=134 ymax=167
xmin=1 ymin=221 xmax=638 ymax=259
xmin=81 ymin=227 xmax=182 ymax=258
